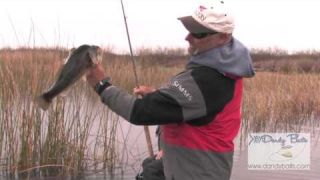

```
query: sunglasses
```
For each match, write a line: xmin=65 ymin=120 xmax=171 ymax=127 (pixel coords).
xmin=191 ymin=32 xmax=218 ymax=39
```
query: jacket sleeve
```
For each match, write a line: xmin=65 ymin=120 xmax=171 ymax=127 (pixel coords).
xmin=99 ymin=85 xmax=184 ymax=125
xmin=100 ymin=67 xmax=235 ymax=125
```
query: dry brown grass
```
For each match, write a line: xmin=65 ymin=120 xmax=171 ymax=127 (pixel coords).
xmin=251 ymin=49 xmax=320 ymax=73
xmin=242 ymin=72 xmax=320 ymax=134
xmin=0 ymin=47 xmax=319 ymax=178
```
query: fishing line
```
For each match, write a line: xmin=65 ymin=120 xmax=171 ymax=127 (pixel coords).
xmin=120 ymin=0 xmax=139 ymax=87
xmin=119 ymin=0 xmax=154 ymax=157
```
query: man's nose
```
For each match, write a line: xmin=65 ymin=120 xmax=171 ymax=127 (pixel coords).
xmin=185 ymin=33 xmax=193 ymax=41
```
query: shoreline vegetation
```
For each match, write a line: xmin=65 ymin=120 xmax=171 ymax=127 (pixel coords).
xmin=0 ymin=47 xmax=319 ymax=179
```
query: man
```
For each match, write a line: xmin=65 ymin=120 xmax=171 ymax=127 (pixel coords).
xmin=86 ymin=1 xmax=255 ymax=179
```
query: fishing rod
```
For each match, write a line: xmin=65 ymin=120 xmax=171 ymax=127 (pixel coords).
xmin=120 ymin=0 xmax=154 ymax=157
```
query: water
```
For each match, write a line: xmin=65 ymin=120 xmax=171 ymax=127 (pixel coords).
xmin=112 ymin=123 xmax=320 ymax=180
xmin=1 ymin=107 xmax=319 ymax=180
xmin=87 ymin=119 xmax=159 ymax=180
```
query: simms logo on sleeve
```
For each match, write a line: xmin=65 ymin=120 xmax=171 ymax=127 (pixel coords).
xmin=172 ymin=80 xmax=192 ymax=102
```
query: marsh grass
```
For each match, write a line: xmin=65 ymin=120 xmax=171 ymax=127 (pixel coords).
xmin=0 ymin=47 xmax=179 ymax=179
xmin=252 ymin=49 xmax=320 ymax=73
xmin=242 ymin=72 xmax=320 ymax=134
xmin=0 ymin=47 xmax=319 ymax=178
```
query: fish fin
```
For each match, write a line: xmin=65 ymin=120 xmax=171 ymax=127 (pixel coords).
xmin=63 ymin=47 xmax=76 ymax=64
xmin=60 ymin=87 xmax=70 ymax=97
xmin=36 ymin=95 xmax=51 ymax=111
xmin=88 ymin=46 xmax=102 ymax=64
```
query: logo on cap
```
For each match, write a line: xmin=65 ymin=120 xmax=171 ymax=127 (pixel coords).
xmin=194 ymin=6 xmax=207 ymax=21
xmin=199 ymin=5 xmax=207 ymax=12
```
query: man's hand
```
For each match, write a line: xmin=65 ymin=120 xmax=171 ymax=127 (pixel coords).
xmin=86 ymin=64 xmax=106 ymax=87
xmin=133 ymin=86 xmax=156 ymax=96
xmin=155 ymin=150 xmax=163 ymax=160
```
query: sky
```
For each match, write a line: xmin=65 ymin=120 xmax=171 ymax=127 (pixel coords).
xmin=0 ymin=0 xmax=319 ymax=53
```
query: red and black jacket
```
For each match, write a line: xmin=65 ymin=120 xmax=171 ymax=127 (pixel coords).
xmin=99 ymin=37 xmax=255 ymax=180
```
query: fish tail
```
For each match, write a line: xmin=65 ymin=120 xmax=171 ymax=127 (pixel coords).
xmin=36 ymin=95 xmax=51 ymax=110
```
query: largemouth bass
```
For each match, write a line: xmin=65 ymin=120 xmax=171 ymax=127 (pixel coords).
xmin=37 ymin=44 xmax=102 ymax=110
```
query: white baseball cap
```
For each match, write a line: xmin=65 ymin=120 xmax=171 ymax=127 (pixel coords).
xmin=178 ymin=0 xmax=234 ymax=34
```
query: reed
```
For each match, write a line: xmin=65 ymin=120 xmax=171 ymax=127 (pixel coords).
xmin=242 ymin=72 xmax=320 ymax=134
xmin=0 ymin=47 xmax=319 ymax=178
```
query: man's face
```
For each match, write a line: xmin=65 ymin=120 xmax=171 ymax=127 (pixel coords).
xmin=185 ymin=32 xmax=224 ymax=55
